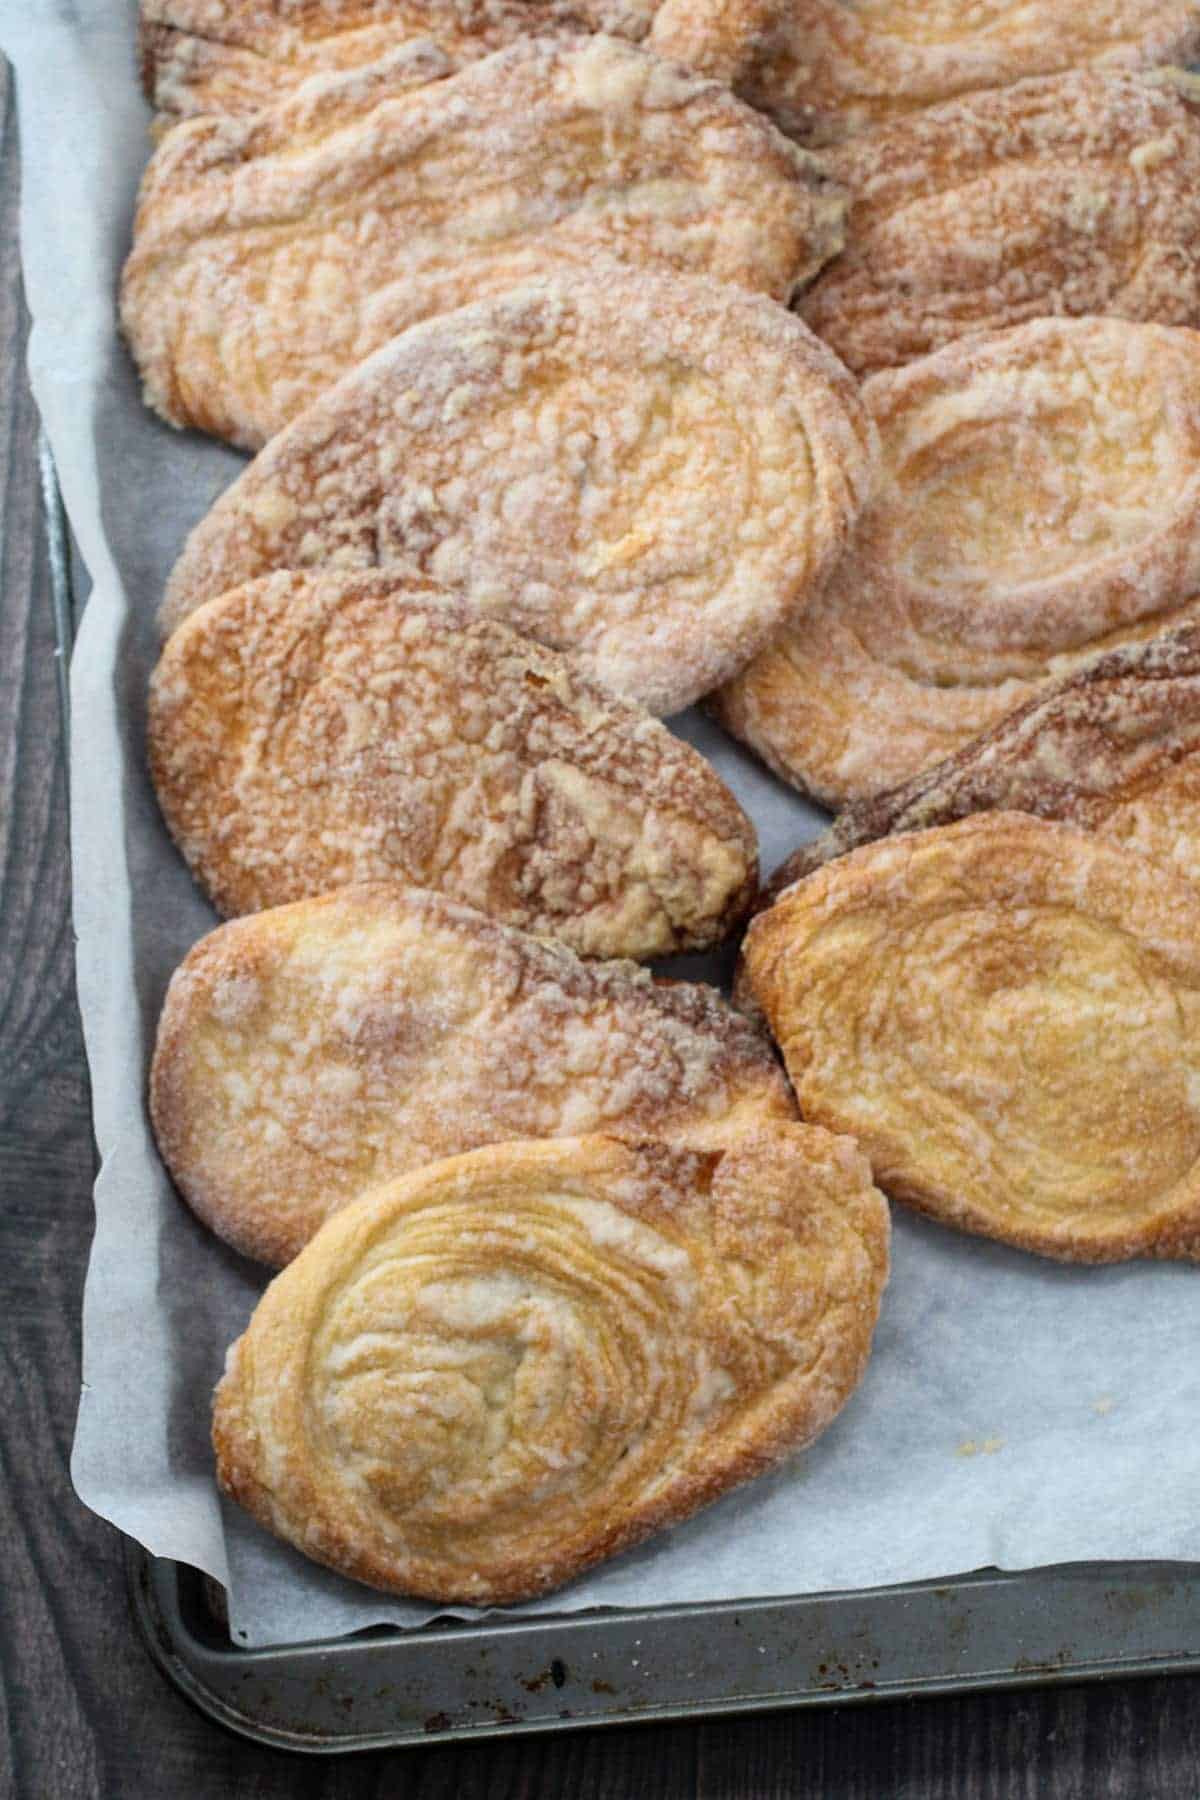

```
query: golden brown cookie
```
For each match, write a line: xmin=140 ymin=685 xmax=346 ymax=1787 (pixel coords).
xmin=151 ymin=883 xmax=798 ymax=1265
xmin=715 ymin=0 xmax=1200 ymax=145
xmin=213 ymin=1127 xmax=889 ymax=1604
xmin=743 ymin=812 xmax=1200 ymax=1263
xmin=148 ymin=569 xmax=758 ymax=958
xmin=762 ymin=624 xmax=1200 ymax=905
xmin=141 ymin=0 xmax=664 ymax=120
xmin=122 ymin=35 xmax=846 ymax=450
xmin=799 ymin=68 xmax=1200 ymax=378
xmin=160 ymin=270 xmax=875 ymax=715
xmin=711 ymin=318 xmax=1200 ymax=806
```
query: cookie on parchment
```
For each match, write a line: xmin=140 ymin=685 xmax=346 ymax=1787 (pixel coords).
xmin=142 ymin=0 xmax=663 ymax=121
xmin=761 ymin=624 xmax=1200 ymax=905
xmin=744 ymin=813 xmax=1200 ymax=1263
xmin=160 ymin=270 xmax=875 ymax=717
xmin=151 ymin=883 xmax=799 ymax=1265
xmin=712 ymin=318 xmax=1200 ymax=805
xmin=149 ymin=569 xmax=758 ymax=959
xmin=800 ymin=68 xmax=1200 ymax=377
xmin=719 ymin=0 xmax=1200 ymax=144
xmin=123 ymin=35 xmax=846 ymax=450
xmin=213 ymin=1127 xmax=889 ymax=1604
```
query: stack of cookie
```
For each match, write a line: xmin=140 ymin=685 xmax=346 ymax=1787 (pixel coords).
xmin=121 ymin=1 xmax=1200 ymax=1606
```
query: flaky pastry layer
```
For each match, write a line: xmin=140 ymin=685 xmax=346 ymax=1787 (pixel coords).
xmin=744 ymin=812 xmax=1200 ymax=1262
xmin=148 ymin=569 xmax=757 ymax=957
xmin=800 ymin=68 xmax=1200 ymax=377
xmin=712 ymin=317 xmax=1200 ymax=805
xmin=151 ymin=883 xmax=797 ymax=1265
xmin=161 ymin=269 xmax=875 ymax=715
xmin=213 ymin=1128 xmax=889 ymax=1603
xmin=122 ymin=34 xmax=845 ymax=449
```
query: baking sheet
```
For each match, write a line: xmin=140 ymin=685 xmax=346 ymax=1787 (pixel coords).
xmin=6 ymin=0 xmax=1200 ymax=1651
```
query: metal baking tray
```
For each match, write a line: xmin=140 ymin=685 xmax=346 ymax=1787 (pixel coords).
xmin=41 ymin=436 xmax=1200 ymax=1751
xmin=126 ymin=1542 xmax=1200 ymax=1752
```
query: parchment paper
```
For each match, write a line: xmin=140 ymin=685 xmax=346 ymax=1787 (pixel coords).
xmin=5 ymin=0 xmax=1199 ymax=1650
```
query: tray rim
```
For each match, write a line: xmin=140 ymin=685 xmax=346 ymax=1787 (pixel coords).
xmin=126 ymin=1543 xmax=1200 ymax=1755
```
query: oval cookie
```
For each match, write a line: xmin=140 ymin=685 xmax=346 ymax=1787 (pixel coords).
xmin=213 ymin=1128 xmax=889 ymax=1604
xmin=148 ymin=570 xmax=758 ymax=958
xmin=713 ymin=0 xmax=1200 ymax=144
xmin=161 ymin=270 xmax=875 ymax=715
xmin=151 ymin=883 xmax=798 ymax=1265
xmin=122 ymin=34 xmax=845 ymax=449
xmin=744 ymin=812 xmax=1200 ymax=1263
xmin=711 ymin=318 xmax=1200 ymax=805
xmin=763 ymin=623 xmax=1200 ymax=904
xmin=141 ymin=0 xmax=665 ymax=121
xmin=800 ymin=68 xmax=1200 ymax=378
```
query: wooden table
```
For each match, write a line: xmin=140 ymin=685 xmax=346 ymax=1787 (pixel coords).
xmin=3 ymin=62 xmax=1200 ymax=1800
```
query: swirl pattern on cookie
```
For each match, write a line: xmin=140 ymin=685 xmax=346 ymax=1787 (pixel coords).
xmin=711 ymin=318 xmax=1200 ymax=805
xmin=213 ymin=1128 xmax=889 ymax=1603
xmin=151 ymin=883 xmax=798 ymax=1265
xmin=799 ymin=68 xmax=1200 ymax=378
xmin=141 ymin=0 xmax=665 ymax=120
xmin=762 ymin=624 xmax=1200 ymax=905
xmin=743 ymin=812 xmax=1200 ymax=1262
xmin=708 ymin=0 xmax=1200 ymax=144
xmin=161 ymin=271 xmax=875 ymax=715
xmin=149 ymin=569 xmax=758 ymax=957
xmin=123 ymin=35 xmax=846 ymax=450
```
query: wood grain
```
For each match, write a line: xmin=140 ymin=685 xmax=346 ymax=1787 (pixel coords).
xmin=3 ymin=50 xmax=1200 ymax=1800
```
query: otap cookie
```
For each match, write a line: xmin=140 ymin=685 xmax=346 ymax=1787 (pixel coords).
xmin=711 ymin=0 xmax=1200 ymax=144
xmin=762 ymin=623 xmax=1200 ymax=904
xmin=141 ymin=0 xmax=663 ymax=120
xmin=123 ymin=35 xmax=846 ymax=449
xmin=151 ymin=884 xmax=798 ymax=1265
xmin=149 ymin=570 xmax=758 ymax=958
xmin=213 ymin=1127 xmax=889 ymax=1603
xmin=744 ymin=813 xmax=1200 ymax=1262
xmin=712 ymin=318 xmax=1200 ymax=804
xmin=161 ymin=270 xmax=875 ymax=716
xmin=800 ymin=68 xmax=1200 ymax=377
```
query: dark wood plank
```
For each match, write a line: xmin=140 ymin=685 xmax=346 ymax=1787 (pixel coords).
xmin=3 ymin=50 xmax=1200 ymax=1800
